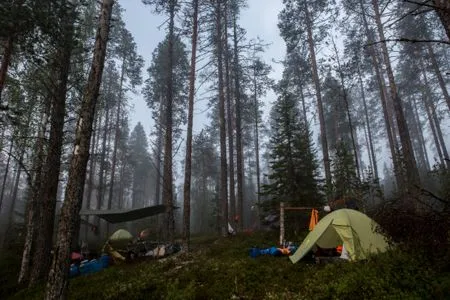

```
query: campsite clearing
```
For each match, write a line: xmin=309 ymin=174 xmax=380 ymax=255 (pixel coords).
xmin=3 ymin=231 xmax=450 ymax=299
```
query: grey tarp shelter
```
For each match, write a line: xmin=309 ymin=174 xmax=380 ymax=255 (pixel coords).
xmin=79 ymin=204 xmax=178 ymax=223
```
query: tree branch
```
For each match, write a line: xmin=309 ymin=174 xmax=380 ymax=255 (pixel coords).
xmin=366 ymin=38 xmax=450 ymax=46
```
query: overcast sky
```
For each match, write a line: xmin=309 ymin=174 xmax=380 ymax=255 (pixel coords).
xmin=120 ymin=0 xmax=285 ymax=136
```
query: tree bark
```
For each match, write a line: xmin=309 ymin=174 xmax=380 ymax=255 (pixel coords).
xmin=29 ymin=5 xmax=75 ymax=284
xmin=162 ymin=0 xmax=176 ymax=243
xmin=232 ymin=4 xmax=244 ymax=231
xmin=304 ymin=2 xmax=332 ymax=191
xmin=432 ymin=0 xmax=450 ymax=41
xmin=182 ymin=0 xmax=198 ymax=251
xmin=45 ymin=1 xmax=113 ymax=298
xmin=216 ymin=0 xmax=228 ymax=237
xmin=372 ymin=0 xmax=420 ymax=201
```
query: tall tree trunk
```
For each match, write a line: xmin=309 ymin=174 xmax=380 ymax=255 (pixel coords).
xmin=427 ymin=44 xmax=450 ymax=112
xmin=84 ymin=112 xmax=100 ymax=239
xmin=423 ymin=91 xmax=444 ymax=165
xmin=216 ymin=0 xmax=228 ymax=236
xmin=0 ymin=140 xmax=13 ymax=212
xmin=232 ymin=4 xmax=244 ymax=231
xmin=224 ymin=6 xmax=236 ymax=227
xmin=412 ymin=96 xmax=430 ymax=170
xmin=108 ymin=57 xmax=126 ymax=212
xmin=45 ymin=1 xmax=113 ymax=298
xmin=432 ymin=0 xmax=450 ymax=41
xmin=360 ymin=0 xmax=402 ymax=190
xmin=182 ymin=0 xmax=198 ymax=251
xmin=252 ymin=61 xmax=261 ymax=227
xmin=0 ymin=36 xmax=14 ymax=103
xmin=333 ymin=40 xmax=360 ymax=179
xmin=372 ymin=0 xmax=420 ymax=200
xmin=162 ymin=0 xmax=176 ymax=243
xmin=154 ymin=113 xmax=163 ymax=206
xmin=104 ymin=93 xmax=115 ymax=236
xmin=2 ymin=149 xmax=24 ymax=249
xmin=404 ymin=100 xmax=427 ymax=174
xmin=357 ymin=65 xmax=378 ymax=178
xmin=304 ymin=2 xmax=331 ymax=191
xmin=18 ymin=106 xmax=49 ymax=284
xmin=421 ymin=63 xmax=450 ymax=167
xmin=30 ymin=6 xmax=75 ymax=284
xmin=97 ymin=98 xmax=111 ymax=233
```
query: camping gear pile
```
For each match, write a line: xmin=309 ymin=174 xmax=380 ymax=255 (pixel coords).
xmin=103 ymin=229 xmax=182 ymax=262
xmin=249 ymin=243 xmax=298 ymax=258
xmin=69 ymin=254 xmax=111 ymax=278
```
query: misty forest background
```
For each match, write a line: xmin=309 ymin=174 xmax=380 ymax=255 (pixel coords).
xmin=0 ymin=0 xmax=449 ymax=298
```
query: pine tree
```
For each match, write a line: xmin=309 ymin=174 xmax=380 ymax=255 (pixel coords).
xmin=262 ymin=87 xmax=322 ymax=210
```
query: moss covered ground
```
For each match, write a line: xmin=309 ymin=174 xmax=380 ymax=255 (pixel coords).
xmin=2 ymin=231 xmax=450 ymax=299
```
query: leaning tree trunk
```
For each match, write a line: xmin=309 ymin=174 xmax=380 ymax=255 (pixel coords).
xmin=216 ymin=0 xmax=228 ymax=237
xmin=232 ymin=4 xmax=244 ymax=231
xmin=426 ymin=44 xmax=450 ymax=112
xmin=45 ymin=1 xmax=113 ymax=298
xmin=162 ymin=0 xmax=176 ymax=243
xmin=432 ymin=0 xmax=450 ymax=41
xmin=29 ymin=6 xmax=75 ymax=284
xmin=182 ymin=0 xmax=198 ymax=251
xmin=421 ymin=63 xmax=450 ymax=168
xmin=304 ymin=2 xmax=332 ymax=191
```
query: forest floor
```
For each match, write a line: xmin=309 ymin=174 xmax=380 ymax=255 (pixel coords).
xmin=2 ymin=231 xmax=450 ymax=299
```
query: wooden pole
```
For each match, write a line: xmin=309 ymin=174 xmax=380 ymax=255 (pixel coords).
xmin=279 ymin=202 xmax=285 ymax=246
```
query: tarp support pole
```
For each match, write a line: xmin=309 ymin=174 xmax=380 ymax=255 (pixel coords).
xmin=280 ymin=202 xmax=285 ymax=246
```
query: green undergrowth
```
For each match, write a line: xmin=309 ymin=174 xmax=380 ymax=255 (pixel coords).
xmin=4 ymin=232 xmax=450 ymax=299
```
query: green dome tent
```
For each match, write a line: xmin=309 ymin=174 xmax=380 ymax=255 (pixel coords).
xmin=107 ymin=229 xmax=134 ymax=249
xmin=290 ymin=209 xmax=389 ymax=263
